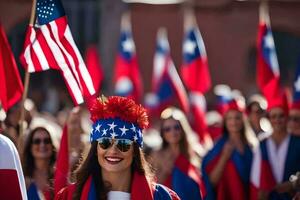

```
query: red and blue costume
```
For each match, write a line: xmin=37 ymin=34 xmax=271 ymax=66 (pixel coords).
xmin=163 ymin=154 xmax=204 ymax=200
xmin=202 ymin=136 xmax=253 ymax=200
xmin=55 ymin=172 xmax=180 ymax=200
xmin=250 ymin=135 xmax=300 ymax=200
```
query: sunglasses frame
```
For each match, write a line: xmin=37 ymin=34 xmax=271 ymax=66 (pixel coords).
xmin=32 ymin=138 xmax=52 ymax=145
xmin=162 ymin=124 xmax=181 ymax=133
xmin=97 ymin=137 xmax=133 ymax=152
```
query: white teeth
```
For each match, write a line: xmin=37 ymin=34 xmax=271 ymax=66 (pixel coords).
xmin=106 ymin=157 xmax=122 ymax=162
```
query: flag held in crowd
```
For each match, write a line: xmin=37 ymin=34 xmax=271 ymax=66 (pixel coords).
xmin=20 ymin=0 xmax=96 ymax=105
xmin=292 ymin=57 xmax=300 ymax=109
xmin=0 ymin=24 xmax=23 ymax=112
xmin=85 ymin=45 xmax=103 ymax=96
xmin=54 ymin=125 xmax=69 ymax=195
xmin=145 ymin=28 xmax=189 ymax=113
xmin=256 ymin=1 xmax=280 ymax=92
xmin=113 ymin=13 xmax=143 ymax=102
xmin=0 ymin=134 xmax=27 ymax=200
xmin=181 ymin=11 xmax=211 ymax=94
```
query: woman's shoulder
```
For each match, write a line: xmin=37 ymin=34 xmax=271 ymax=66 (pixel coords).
xmin=153 ymin=183 xmax=181 ymax=200
xmin=54 ymin=184 xmax=76 ymax=200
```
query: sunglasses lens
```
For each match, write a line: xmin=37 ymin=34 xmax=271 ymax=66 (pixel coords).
xmin=44 ymin=138 xmax=51 ymax=144
xmin=116 ymin=139 xmax=132 ymax=152
xmin=33 ymin=139 xmax=41 ymax=145
xmin=98 ymin=138 xmax=112 ymax=149
xmin=163 ymin=124 xmax=181 ymax=133
xmin=33 ymin=138 xmax=51 ymax=145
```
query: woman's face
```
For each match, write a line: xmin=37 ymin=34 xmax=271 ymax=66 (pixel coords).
xmin=31 ymin=129 xmax=53 ymax=160
xmin=97 ymin=139 xmax=133 ymax=174
xmin=162 ymin=118 xmax=182 ymax=145
xmin=225 ymin=110 xmax=244 ymax=134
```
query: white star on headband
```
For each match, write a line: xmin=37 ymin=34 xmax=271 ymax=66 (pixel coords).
xmin=133 ymin=134 xmax=138 ymax=142
xmin=95 ymin=123 xmax=102 ymax=132
xmin=138 ymin=129 xmax=142 ymax=137
xmin=102 ymin=129 xmax=108 ymax=136
xmin=119 ymin=125 xmax=129 ymax=136
xmin=130 ymin=123 xmax=136 ymax=132
xmin=108 ymin=122 xmax=117 ymax=131
xmin=111 ymin=132 xmax=118 ymax=139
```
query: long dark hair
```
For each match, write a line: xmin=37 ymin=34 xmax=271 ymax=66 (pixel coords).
xmin=73 ymin=141 xmax=153 ymax=200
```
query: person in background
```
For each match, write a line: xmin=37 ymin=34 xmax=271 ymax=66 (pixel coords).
xmin=246 ymin=94 xmax=270 ymax=140
xmin=55 ymin=96 xmax=180 ymax=200
xmin=151 ymin=107 xmax=204 ymax=200
xmin=0 ymin=133 xmax=27 ymax=200
xmin=22 ymin=126 xmax=57 ymax=200
xmin=250 ymin=93 xmax=300 ymax=200
xmin=202 ymin=99 xmax=257 ymax=200
xmin=67 ymin=106 xmax=88 ymax=173
xmin=287 ymin=104 xmax=300 ymax=136
xmin=206 ymin=110 xmax=223 ymax=142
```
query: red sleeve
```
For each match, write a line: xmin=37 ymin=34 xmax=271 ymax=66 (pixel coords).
xmin=54 ymin=184 xmax=76 ymax=200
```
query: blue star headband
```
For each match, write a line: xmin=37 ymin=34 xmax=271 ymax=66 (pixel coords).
xmin=88 ymin=96 xmax=149 ymax=148
xmin=90 ymin=118 xmax=143 ymax=147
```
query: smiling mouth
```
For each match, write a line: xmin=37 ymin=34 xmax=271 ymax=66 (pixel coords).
xmin=105 ymin=157 xmax=123 ymax=164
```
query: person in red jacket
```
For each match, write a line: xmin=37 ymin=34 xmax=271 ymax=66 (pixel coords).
xmin=55 ymin=96 xmax=180 ymax=200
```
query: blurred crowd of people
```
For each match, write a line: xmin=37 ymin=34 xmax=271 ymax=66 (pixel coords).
xmin=1 ymin=87 xmax=300 ymax=200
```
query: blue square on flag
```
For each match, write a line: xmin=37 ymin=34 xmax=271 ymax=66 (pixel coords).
xmin=36 ymin=0 xmax=65 ymax=25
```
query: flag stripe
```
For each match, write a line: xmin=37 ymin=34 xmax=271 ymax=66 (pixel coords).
xmin=31 ymin=30 xmax=50 ymax=71
xmin=65 ymin=26 xmax=95 ymax=95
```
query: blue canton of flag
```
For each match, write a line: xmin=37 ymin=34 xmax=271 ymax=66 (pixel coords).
xmin=293 ymin=58 xmax=300 ymax=103
xmin=261 ymin=26 xmax=280 ymax=76
xmin=36 ymin=0 xmax=65 ymax=25
xmin=183 ymin=28 xmax=202 ymax=63
xmin=119 ymin=31 xmax=135 ymax=61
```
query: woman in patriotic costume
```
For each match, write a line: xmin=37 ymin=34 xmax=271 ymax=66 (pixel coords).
xmin=202 ymin=99 xmax=257 ymax=200
xmin=151 ymin=107 xmax=204 ymax=200
xmin=55 ymin=96 xmax=180 ymax=200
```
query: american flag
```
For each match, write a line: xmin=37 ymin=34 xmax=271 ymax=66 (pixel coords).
xmin=20 ymin=0 xmax=95 ymax=105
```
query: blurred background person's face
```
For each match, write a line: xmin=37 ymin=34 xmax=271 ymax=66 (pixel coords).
xmin=248 ymin=103 xmax=264 ymax=127
xmin=288 ymin=109 xmax=300 ymax=136
xmin=268 ymin=107 xmax=287 ymax=134
xmin=225 ymin=110 xmax=243 ymax=135
xmin=162 ymin=118 xmax=182 ymax=145
xmin=31 ymin=129 xmax=53 ymax=160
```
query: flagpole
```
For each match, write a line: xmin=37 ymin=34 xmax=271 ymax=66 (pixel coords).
xmin=18 ymin=0 xmax=36 ymax=145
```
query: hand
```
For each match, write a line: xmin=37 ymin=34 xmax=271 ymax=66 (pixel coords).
xmin=221 ymin=141 xmax=234 ymax=161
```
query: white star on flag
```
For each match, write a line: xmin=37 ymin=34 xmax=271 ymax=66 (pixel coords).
xmin=295 ymin=76 xmax=300 ymax=92
xmin=183 ymin=39 xmax=196 ymax=55
xmin=108 ymin=122 xmax=117 ymax=131
xmin=122 ymin=38 xmax=135 ymax=53
xmin=130 ymin=124 xmax=136 ymax=132
xmin=119 ymin=126 xmax=129 ymax=136
xmin=95 ymin=123 xmax=102 ymax=132
xmin=101 ymin=129 xmax=108 ymax=136
xmin=111 ymin=132 xmax=118 ymax=139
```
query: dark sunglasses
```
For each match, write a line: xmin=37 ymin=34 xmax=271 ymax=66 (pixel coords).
xmin=289 ymin=116 xmax=300 ymax=122
xmin=32 ymin=138 xmax=52 ymax=145
xmin=162 ymin=124 xmax=181 ymax=133
xmin=97 ymin=138 xmax=133 ymax=152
